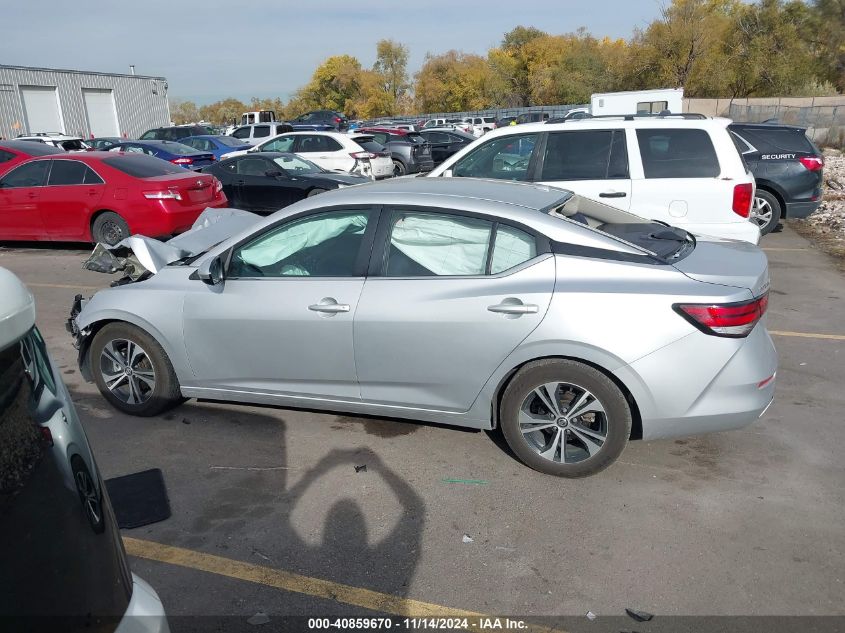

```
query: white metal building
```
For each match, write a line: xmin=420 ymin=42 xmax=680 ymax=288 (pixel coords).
xmin=0 ymin=65 xmax=171 ymax=140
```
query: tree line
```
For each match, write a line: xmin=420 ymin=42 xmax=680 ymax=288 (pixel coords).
xmin=171 ymin=0 xmax=845 ymax=124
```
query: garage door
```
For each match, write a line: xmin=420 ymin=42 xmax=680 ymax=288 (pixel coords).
xmin=20 ymin=86 xmax=63 ymax=134
xmin=82 ymin=88 xmax=119 ymax=137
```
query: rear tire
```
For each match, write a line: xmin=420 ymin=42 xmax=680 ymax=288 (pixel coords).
xmin=90 ymin=322 xmax=182 ymax=417
xmin=751 ymin=190 xmax=781 ymax=236
xmin=392 ymin=160 xmax=406 ymax=177
xmin=91 ymin=212 xmax=130 ymax=245
xmin=500 ymin=359 xmax=631 ymax=477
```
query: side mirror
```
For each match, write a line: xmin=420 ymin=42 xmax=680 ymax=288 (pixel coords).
xmin=197 ymin=254 xmax=225 ymax=285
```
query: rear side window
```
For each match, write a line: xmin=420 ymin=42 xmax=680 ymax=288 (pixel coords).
xmin=48 ymin=160 xmax=103 ymax=185
xmin=139 ymin=129 xmax=159 ymax=140
xmin=60 ymin=140 xmax=86 ymax=151
xmin=102 ymin=154 xmax=182 ymax=177
xmin=253 ymin=125 xmax=271 ymax=139
xmin=491 ymin=225 xmax=537 ymax=273
xmin=732 ymin=127 xmax=814 ymax=154
xmin=541 ymin=130 xmax=628 ymax=181
xmin=0 ymin=149 xmax=13 ymax=163
xmin=385 ymin=211 xmax=492 ymax=276
xmin=355 ymin=140 xmax=387 ymax=154
xmin=637 ymin=129 xmax=719 ymax=179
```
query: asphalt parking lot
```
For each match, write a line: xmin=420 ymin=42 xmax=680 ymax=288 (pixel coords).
xmin=1 ymin=224 xmax=844 ymax=630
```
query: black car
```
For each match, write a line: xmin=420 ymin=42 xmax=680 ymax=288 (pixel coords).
xmin=729 ymin=122 xmax=824 ymax=234
xmin=139 ymin=124 xmax=212 ymax=141
xmin=418 ymin=129 xmax=476 ymax=165
xmin=496 ymin=116 xmax=519 ymax=127
xmin=357 ymin=128 xmax=434 ymax=176
xmin=291 ymin=110 xmax=348 ymax=132
xmin=203 ymin=152 xmax=368 ymax=215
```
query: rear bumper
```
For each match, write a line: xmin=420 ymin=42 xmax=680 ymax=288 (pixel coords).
xmin=115 ymin=574 xmax=169 ymax=633
xmin=621 ymin=324 xmax=778 ymax=441
xmin=784 ymin=200 xmax=821 ymax=219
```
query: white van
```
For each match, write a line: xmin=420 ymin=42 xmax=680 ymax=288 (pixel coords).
xmin=428 ymin=115 xmax=760 ymax=244
xmin=229 ymin=122 xmax=293 ymax=146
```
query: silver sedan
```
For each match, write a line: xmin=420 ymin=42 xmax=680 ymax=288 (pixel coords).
xmin=69 ymin=178 xmax=777 ymax=476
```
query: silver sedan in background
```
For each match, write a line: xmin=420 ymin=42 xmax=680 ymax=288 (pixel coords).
xmin=69 ymin=178 xmax=777 ymax=476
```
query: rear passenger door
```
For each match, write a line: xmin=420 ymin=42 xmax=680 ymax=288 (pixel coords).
xmin=629 ymin=128 xmax=732 ymax=230
xmin=294 ymin=135 xmax=346 ymax=172
xmin=354 ymin=208 xmax=555 ymax=412
xmin=39 ymin=160 xmax=105 ymax=240
xmin=535 ymin=130 xmax=631 ymax=211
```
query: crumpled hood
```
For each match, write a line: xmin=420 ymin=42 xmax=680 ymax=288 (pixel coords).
xmin=83 ymin=207 xmax=262 ymax=279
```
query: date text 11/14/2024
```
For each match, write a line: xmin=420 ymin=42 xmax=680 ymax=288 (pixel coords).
xmin=307 ymin=618 xmax=531 ymax=630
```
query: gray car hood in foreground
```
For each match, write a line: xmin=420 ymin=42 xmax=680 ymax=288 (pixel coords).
xmin=83 ymin=208 xmax=262 ymax=279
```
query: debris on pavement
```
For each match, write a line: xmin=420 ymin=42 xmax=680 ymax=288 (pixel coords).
xmin=442 ymin=477 xmax=489 ymax=485
xmin=462 ymin=534 xmax=474 ymax=543
xmin=247 ymin=612 xmax=270 ymax=626
xmin=355 ymin=464 xmax=367 ymax=473
xmin=625 ymin=608 xmax=654 ymax=622
xmin=181 ymin=417 xmax=191 ymax=425
xmin=585 ymin=610 xmax=597 ymax=620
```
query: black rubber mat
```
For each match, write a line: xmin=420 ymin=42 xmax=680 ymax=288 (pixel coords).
xmin=105 ymin=468 xmax=171 ymax=529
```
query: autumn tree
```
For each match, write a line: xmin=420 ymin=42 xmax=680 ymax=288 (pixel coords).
xmin=414 ymin=51 xmax=503 ymax=112
xmin=294 ymin=55 xmax=364 ymax=114
xmin=722 ymin=0 xmax=819 ymax=97
xmin=488 ymin=26 xmax=547 ymax=106
xmin=374 ymin=39 xmax=411 ymax=108
xmin=170 ymin=100 xmax=199 ymax=124
xmin=198 ymin=98 xmax=247 ymax=125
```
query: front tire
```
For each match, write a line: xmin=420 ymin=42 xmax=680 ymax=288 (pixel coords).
xmin=750 ymin=190 xmax=781 ymax=235
xmin=91 ymin=212 xmax=130 ymax=245
xmin=90 ymin=322 xmax=182 ymax=417
xmin=500 ymin=359 xmax=631 ymax=477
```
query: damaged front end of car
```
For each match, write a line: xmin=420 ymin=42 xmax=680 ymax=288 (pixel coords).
xmin=67 ymin=207 xmax=263 ymax=380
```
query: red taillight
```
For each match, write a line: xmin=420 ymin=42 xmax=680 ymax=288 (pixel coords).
xmin=39 ymin=426 xmax=54 ymax=446
xmin=172 ymin=157 xmax=194 ymax=165
xmin=334 ymin=117 xmax=341 ymax=123
xmin=350 ymin=151 xmax=375 ymax=159
xmin=732 ymin=183 xmax=753 ymax=218
xmin=798 ymin=155 xmax=824 ymax=171
xmin=143 ymin=190 xmax=182 ymax=200
xmin=213 ymin=177 xmax=223 ymax=194
xmin=674 ymin=292 xmax=768 ymax=338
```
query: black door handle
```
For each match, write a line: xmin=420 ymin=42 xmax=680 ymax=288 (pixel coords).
xmin=599 ymin=191 xmax=627 ymax=198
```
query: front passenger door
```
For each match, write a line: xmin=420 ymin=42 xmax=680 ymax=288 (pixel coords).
xmin=182 ymin=208 xmax=376 ymax=401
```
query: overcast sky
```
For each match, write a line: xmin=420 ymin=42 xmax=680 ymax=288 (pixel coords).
xmin=2 ymin=0 xmax=663 ymax=104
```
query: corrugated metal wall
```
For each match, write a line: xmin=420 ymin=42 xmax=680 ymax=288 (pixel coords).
xmin=0 ymin=65 xmax=171 ymax=140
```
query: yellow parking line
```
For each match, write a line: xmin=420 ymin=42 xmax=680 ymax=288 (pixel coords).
xmin=770 ymin=330 xmax=845 ymax=341
xmin=25 ymin=282 xmax=99 ymax=291
xmin=123 ymin=537 xmax=567 ymax=633
xmin=761 ymin=247 xmax=807 ymax=252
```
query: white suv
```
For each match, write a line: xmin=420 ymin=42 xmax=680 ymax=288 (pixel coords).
xmin=428 ymin=116 xmax=760 ymax=243
xmin=16 ymin=133 xmax=90 ymax=152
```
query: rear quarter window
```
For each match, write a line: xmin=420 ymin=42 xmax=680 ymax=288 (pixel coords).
xmin=732 ymin=127 xmax=814 ymax=154
xmin=102 ymin=154 xmax=183 ymax=177
xmin=636 ymin=129 xmax=720 ymax=179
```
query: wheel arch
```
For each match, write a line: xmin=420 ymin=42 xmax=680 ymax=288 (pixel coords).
xmin=77 ymin=313 xmax=183 ymax=383
xmin=489 ymin=354 xmax=643 ymax=441
xmin=88 ymin=209 xmax=123 ymax=241
xmin=753 ymin=180 xmax=787 ymax=218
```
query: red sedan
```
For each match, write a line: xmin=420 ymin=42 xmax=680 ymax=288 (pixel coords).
xmin=0 ymin=152 xmax=228 ymax=244
xmin=0 ymin=140 xmax=65 ymax=176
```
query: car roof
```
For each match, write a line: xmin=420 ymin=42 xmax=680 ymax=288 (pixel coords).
xmin=0 ymin=268 xmax=35 ymax=350
xmin=316 ymin=176 xmax=571 ymax=212
xmin=0 ymin=140 xmax=65 ymax=155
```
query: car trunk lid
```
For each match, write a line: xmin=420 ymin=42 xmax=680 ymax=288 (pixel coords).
xmin=672 ymin=238 xmax=770 ymax=296
xmin=144 ymin=171 xmax=216 ymax=205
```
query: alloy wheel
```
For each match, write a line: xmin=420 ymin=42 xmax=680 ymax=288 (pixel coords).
xmin=74 ymin=465 xmax=101 ymax=527
xmin=99 ymin=338 xmax=156 ymax=405
xmin=519 ymin=382 xmax=608 ymax=464
xmin=750 ymin=196 xmax=773 ymax=228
